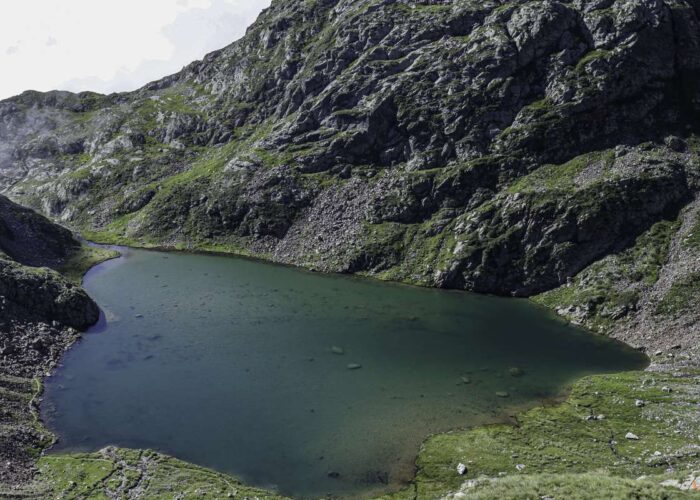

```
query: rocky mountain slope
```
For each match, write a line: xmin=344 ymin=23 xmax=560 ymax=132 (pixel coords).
xmin=2 ymin=0 xmax=700 ymax=357
xmin=0 ymin=195 xmax=100 ymax=376
xmin=0 ymin=194 xmax=83 ymax=268
xmin=0 ymin=195 xmax=104 ymax=486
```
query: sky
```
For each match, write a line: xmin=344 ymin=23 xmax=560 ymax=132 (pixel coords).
xmin=0 ymin=0 xmax=271 ymax=100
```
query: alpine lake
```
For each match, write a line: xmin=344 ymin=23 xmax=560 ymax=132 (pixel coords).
xmin=41 ymin=247 xmax=647 ymax=498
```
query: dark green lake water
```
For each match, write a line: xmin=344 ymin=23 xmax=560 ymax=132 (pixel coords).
xmin=42 ymin=247 xmax=647 ymax=498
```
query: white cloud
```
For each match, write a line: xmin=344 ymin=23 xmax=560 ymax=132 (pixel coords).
xmin=0 ymin=0 xmax=270 ymax=100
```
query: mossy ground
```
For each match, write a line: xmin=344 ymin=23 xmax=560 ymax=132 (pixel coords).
xmin=433 ymin=472 xmax=694 ymax=499
xmin=507 ymin=150 xmax=615 ymax=194
xmin=59 ymin=245 xmax=120 ymax=284
xmin=390 ymin=369 xmax=700 ymax=498
xmin=29 ymin=449 xmax=283 ymax=499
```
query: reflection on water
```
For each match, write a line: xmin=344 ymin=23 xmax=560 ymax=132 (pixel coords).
xmin=42 ymin=248 xmax=647 ymax=498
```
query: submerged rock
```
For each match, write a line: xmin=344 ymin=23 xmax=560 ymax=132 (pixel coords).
xmin=347 ymin=363 xmax=362 ymax=370
xmin=509 ymin=367 xmax=525 ymax=377
xmin=495 ymin=391 xmax=510 ymax=398
xmin=330 ymin=346 xmax=344 ymax=355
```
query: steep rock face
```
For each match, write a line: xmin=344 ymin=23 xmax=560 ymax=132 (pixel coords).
xmin=0 ymin=194 xmax=99 ymax=382
xmin=0 ymin=261 xmax=98 ymax=333
xmin=0 ymin=195 xmax=99 ymax=377
xmin=0 ymin=195 xmax=81 ymax=268
xmin=0 ymin=0 xmax=699 ymax=299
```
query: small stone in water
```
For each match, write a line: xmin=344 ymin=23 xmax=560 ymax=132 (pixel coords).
xmin=134 ymin=314 xmax=144 ymax=318
xmin=457 ymin=463 xmax=467 ymax=475
xmin=495 ymin=391 xmax=510 ymax=398
xmin=509 ymin=367 xmax=525 ymax=377
xmin=331 ymin=346 xmax=344 ymax=355
xmin=461 ymin=376 xmax=471 ymax=384
xmin=347 ymin=363 xmax=362 ymax=370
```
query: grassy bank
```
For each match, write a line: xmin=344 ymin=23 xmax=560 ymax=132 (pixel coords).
xmin=31 ymin=448 xmax=283 ymax=499
xmin=59 ymin=244 xmax=121 ymax=284
xmin=405 ymin=369 xmax=700 ymax=498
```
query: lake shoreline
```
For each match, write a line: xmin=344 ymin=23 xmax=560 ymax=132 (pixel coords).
xmin=2 ymin=243 xmax=697 ymax=498
xmin=81 ymin=236 xmax=697 ymax=364
xmin=42 ymin=245 xmax=646 ymax=497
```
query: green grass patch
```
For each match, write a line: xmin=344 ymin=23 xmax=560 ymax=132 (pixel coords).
xmin=36 ymin=449 xmax=284 ymax=499
xmin=429 ymin=471 xmax=694 ymax=499
xmin=575 ymin=49 xmax=612 ymax=71
xmin=59 ymin=245 xmax=120 ymax=284
xmin=509 ymin=150 xmax=615 ymax=193
xmin=410 ymin=370 xmax=700 ymax=498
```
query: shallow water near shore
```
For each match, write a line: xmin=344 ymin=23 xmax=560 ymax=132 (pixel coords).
xmin=42 ymin=247 xmax=647 ymax=498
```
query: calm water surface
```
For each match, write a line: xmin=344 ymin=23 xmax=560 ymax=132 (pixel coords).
xmin=42 ymin=248 xmax=647 ymax=498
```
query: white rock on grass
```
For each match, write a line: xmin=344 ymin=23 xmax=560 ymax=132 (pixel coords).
xmin=456 ymin=463 xmax=467 ymax=475
xmin=625 ymin=432 xmax=640 ymax=440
